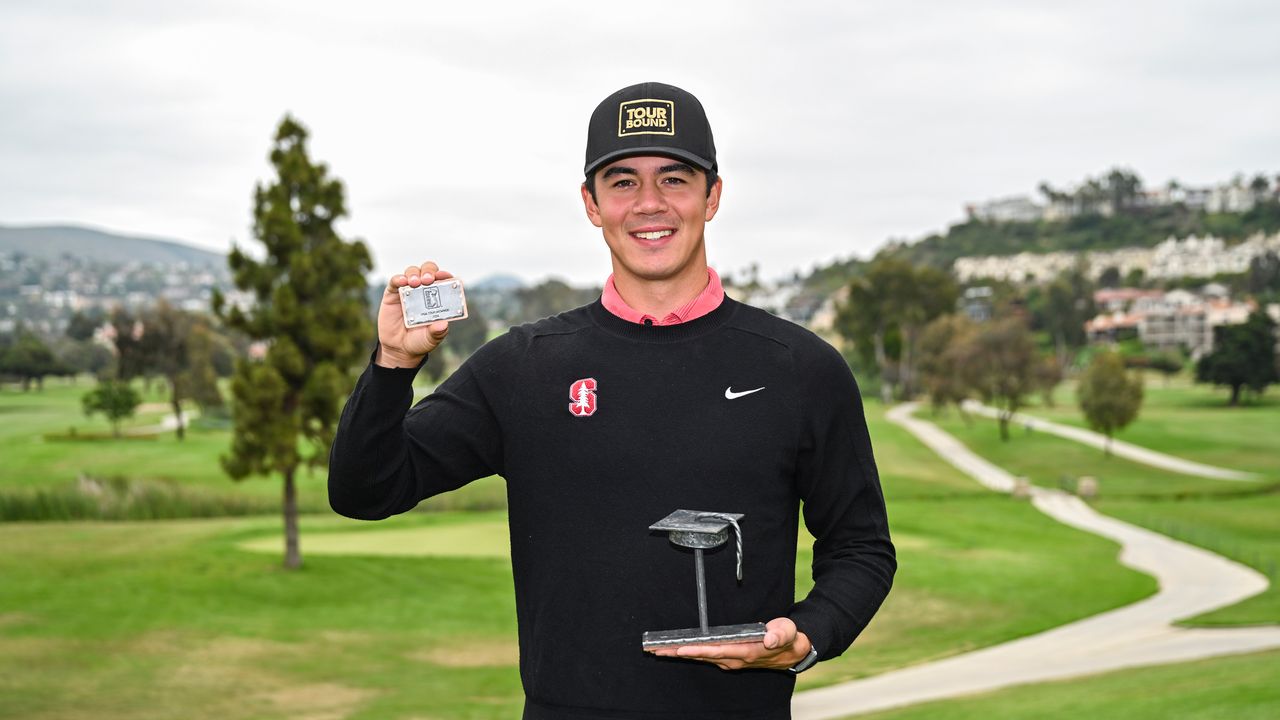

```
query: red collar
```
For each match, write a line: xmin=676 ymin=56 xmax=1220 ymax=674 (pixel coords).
xmin=601 ymin=268 xmax=725 ymax=325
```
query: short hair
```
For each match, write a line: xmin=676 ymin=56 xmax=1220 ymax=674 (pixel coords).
xmin=584 ymin=165 xmax=719 ymax=204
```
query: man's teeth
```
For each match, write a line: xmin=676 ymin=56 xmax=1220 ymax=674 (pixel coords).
xmin=634 ymin=230 xmax=673 ymax=240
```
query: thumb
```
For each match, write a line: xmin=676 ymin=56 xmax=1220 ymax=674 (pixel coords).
xmin=428 ymin=320 xmax=450 ymax=342
xmin=763 ymin=617 xmax=797 ymax=650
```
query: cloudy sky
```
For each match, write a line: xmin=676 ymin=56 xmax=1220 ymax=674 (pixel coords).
xmin=2 ymin=0 xmax=1277 ymax=285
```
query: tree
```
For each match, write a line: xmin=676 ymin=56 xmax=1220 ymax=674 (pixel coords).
xmin=1195 ymin=310 xmax=1279 ymax=405
xmin=1104 ymin=168 xmax=1143 ymax=213
xmin=1029 ymin=267 xmax=1095 ymax=370
xmin=183 ymin=319 xmax=229 ymax=416
xmin=1 ymin=329 xmax=62 ymax=390
xmin=212 ymin=115 xmax=373 ymax=569
xmin=1147 ymin=350 xmax=1184 ymax=386
xmin=894 ymin=265 xmax=958 ymax=399
xmin=1246 ymin=252 xmax=1280 ymax=296
xmin=512 ymin=279 xmax=600 ymax=324
xmin=141 ymin=300 xmax=195 ymax=440
xmin=66 ymin=309 xmax=105 ymax=342
xmin=1033 ymin=353 xmax=1064 ymax=407
xmin=916 ymin=313 xmax=977 ymax=415
xmin=52 ymin=337 xmax=115 ymax=379
xmin=958 ymin=317 xmax=1038 ymax=440
xmin=834 ymin=257 xmax=954 ymax=403
xmin=1078 ymin=351 xmax=1143 ymax=455
xmin=442 ymin=303 xmax=489 ymax=360
xmin=108 ymin=307 xmax=149 ymax=381
xmin=837 ymin=264 xmax=901 ymax=404
xmin=82 ymin=379 xmax=142 ymax=437
xmin=1249 ymin=173 xmax=1271 ymax=201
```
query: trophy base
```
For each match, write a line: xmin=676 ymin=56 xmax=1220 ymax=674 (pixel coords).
xmin=642 ymin=622 xmax=768 ymax=649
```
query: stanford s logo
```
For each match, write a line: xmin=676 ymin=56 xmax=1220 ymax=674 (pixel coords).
xmin=568 ymin=377 xmax=598 ymax=417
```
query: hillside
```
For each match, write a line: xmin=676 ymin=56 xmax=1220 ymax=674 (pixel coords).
xmin=0 ymin=224 xmax=225 ymax=267
xmin=886 ymin=201 xmax=1280 ymax=271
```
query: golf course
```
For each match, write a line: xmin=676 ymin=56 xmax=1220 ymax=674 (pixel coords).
xmin=1 ymin=373 xmax=1276 ymax=719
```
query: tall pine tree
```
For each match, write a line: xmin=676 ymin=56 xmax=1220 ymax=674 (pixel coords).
xmin=213 ymin=115 xmax=373 ymax=569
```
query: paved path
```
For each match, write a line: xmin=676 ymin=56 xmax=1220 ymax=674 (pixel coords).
xmin=126 ymin=409 xmax=198 ymax=436
xmin=960 ymin=400 xmax=1257 ymax=481
xmin=791 ymin=402 xmax=1280 ymax=719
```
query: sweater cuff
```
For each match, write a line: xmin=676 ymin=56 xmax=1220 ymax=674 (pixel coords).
xmin=788 ymin=603 xmax=836 ymax=662
xmin=367 ymin=342 xmax=429 ymax=381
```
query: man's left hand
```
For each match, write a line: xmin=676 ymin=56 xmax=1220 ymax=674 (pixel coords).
xmin=645 ymin=617 xmax=812 ymax=671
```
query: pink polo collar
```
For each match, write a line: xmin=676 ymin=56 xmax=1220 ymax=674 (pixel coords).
xmin=601 ymin=268 xmax=725 ymax=326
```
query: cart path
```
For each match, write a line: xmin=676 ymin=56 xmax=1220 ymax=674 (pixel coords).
xmin=125 ymin=409 xmax=198 ymax=436
xmin=959 ymin=400 xmax=1257 ymax=480
xmin=791 ymin=402 xmax=1280 ymax=719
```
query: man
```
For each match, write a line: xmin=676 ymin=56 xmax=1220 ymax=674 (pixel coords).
xmin=329 ymin=82 xmax=895 ymax=720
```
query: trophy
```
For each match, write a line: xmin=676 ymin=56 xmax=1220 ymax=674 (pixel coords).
xmin=641 ymin=509 xmax=768 ymax=649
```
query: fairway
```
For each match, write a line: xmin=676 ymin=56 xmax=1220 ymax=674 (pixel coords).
xmin=929 ymin=380 xmax=1280 ymax=629
xmin=4 ymin=380 xmax=1272 ymax=718
xmin=1018 ymin=374 xmax=1280 ymax=480
xmin=238 ymin=517 xmax=513 ymax=558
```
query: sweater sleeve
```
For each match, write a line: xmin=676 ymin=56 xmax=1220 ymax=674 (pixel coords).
xmin=787 ymin=341 xmax=896 ymax=661
xmin=328 ymin=342 xmax=506 ymax=520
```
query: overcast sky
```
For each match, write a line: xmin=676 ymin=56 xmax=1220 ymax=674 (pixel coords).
xmin=2 ymin=0 xmax=1278 ymax=285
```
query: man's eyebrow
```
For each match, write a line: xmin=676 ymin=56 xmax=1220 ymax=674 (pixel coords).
xmin=602 ymin=166 xmax=637 ymax=179
xmin=659 ymin=163 xmax=696 ymax=175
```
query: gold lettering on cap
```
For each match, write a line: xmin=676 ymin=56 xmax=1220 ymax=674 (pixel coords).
xmin=618 ymin=99 xmax=675 ymax=137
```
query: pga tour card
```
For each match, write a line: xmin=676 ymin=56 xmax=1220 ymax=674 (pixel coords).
xmin=400 ymin=279 xmax=469 ymax=327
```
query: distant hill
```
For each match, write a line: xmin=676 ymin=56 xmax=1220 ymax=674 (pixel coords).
xmin=471 ymin=274 xmax=526 ymax=291
xmin=886 ymin=201 xmax=1280 ymax=271
xmin=0 ymin=224 xmax=226 ymax=267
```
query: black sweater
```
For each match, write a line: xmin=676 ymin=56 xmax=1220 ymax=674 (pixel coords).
xmin=329 ymin=298 xmax=896 ymax=720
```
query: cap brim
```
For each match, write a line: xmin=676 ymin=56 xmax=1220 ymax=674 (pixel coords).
xmin=585 ymin=147 xmax=716 ymax=177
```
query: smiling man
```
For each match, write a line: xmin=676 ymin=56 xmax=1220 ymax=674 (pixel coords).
xmin=329 ymin=82 xmax=895 ymax=720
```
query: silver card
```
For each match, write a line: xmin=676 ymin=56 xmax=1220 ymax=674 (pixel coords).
xmin=400 ymin=278 xmax=469 ymax=327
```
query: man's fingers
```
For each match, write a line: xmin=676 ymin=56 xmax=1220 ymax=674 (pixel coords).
xmin=674 ymin=641 xmax=760 ymax=660
xmin=390 ymin=263 xmax=452 ymax=295
xmin=400 ymin=263 xmax=437 ymax=288
xmin=763 ymin=617 xmax=798 ymax=650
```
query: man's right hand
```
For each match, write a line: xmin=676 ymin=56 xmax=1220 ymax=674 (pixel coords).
xmin=375 ymin=261 xmax=453 ymax=368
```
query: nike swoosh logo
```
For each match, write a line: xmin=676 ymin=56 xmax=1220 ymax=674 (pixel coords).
xmin=725 ymin=386 xmax=765 ymax=400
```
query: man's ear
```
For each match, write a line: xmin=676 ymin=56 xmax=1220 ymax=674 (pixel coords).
xmin=704 ymin=176 xmax=723 ymax=222
xmin=581 ymin=183 xmax=604 ymax=228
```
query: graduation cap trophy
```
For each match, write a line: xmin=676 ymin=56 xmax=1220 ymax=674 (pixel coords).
xmin=641 ymin=510 xmax=768 ymax=649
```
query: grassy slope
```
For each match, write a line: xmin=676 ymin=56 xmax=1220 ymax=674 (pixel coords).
xmin=1100 ymin=493 xmax=1280 ymax=625
xmin=833 ymin=386 xmax=1279 ymax=720
xmin=0 ymin=377 xmax=504 ymax=518
xmin=0 ymin=400 xmax=1158 ymax=718
xmin=933 ymin=377 xmax=1279 ymax=627
xmin=1018 ymin=373 xmax=1280 ymax=479
xmin=0 ymin=379 xmax=305 ymax=498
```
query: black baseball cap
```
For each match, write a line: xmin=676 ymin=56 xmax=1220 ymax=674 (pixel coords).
xmin=584 ymin=82 xmax=717 ymax=177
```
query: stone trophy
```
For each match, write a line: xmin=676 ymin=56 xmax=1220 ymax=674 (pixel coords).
xmin=641 ymin=509 xmax=768 ymax=649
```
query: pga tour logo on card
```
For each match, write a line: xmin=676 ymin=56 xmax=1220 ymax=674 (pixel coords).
xmin=568 ymin=378 xmax=598 ymax=417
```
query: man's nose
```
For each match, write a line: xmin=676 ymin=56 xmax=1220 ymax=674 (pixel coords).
xmin=633 ymin=181 xmax=667 ymax=214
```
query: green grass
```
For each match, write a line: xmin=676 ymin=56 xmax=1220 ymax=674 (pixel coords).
xmin=0 ymin=376 xmax=503 ymax=519
xmin=0 ymin=513 xmax=524 ymax=720
xmin=929 ymin=407 xmax=1264 ymax=498
xmin=927 ymin=394 xmax=1280 ymax=627
xmin=1101 ymin=492 xmax=1280 ymax=626
xmin=0 ymin=378 xmax=315 ymax=499
xmin=1020 ymin=372 xmax=1280 ymax=479
xmin=0 ymin=397 xmax=1161 ymax=718
xmin=850 ymin=649 xmax=1280 ymax=720
xmin=5 ymin=376 xmax=1269 ymax=717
